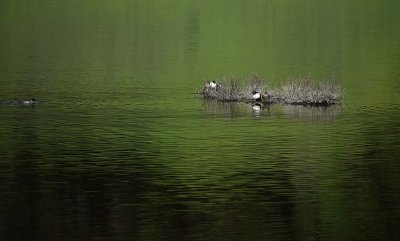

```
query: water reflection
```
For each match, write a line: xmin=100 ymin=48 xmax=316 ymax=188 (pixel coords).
xmin=251 ymin=102 xmax=262 ymax=117
xmin=282 ymin=105 xmax=341 ymax=123
xmin=201 ymin=101 xmax=242 ymax=119
xmin=201 ymin=100 xmax=340 ymax=121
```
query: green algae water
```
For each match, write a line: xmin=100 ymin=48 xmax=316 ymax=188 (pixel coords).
xmin=1 ymin=1 xmax=399 ymax=240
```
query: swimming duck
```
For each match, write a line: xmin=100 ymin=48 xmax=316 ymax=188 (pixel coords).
xmin=19 ymin=98 xmax=38 ymax=105
xmin=252 ymin=91 xmax=261 ymax=101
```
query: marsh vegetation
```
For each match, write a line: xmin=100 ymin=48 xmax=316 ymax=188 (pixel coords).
xmin=199 ymin=74 xmax=342 ymax=106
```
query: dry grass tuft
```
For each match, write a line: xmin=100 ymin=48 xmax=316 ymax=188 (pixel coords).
xmin=243 ymin=75 xmax=265 ymax=99
xmin=278 ymin=74 xmax=342 ymax=105
xmin=201 ymin=76 xmax=244 ymax=102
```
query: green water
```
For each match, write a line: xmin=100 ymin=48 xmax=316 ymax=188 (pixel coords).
xmin=1 ymin=1 xmax=399 ymax=240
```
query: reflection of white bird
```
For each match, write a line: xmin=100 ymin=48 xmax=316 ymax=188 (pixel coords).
xmin=252 ymin=103 xmax=262 ymax=111
xmin=210 ymin=80 xmax=217 ymax=89
xmin=252 ymin=91 xmax=261 ymax=101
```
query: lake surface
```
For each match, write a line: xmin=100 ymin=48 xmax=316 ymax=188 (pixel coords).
xmin=1 ymin=1 xmax=399 ymax=240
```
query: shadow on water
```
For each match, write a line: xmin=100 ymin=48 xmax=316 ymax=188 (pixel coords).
xmin=0 ymin=105 xmax=170 ymax=240
xmin=0 ymin=100 xmax=342 ymax=241
xmin=0 ymin=102 xmax=399 ymax=241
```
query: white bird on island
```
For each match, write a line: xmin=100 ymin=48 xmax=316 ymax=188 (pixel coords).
xmin=210 ymin=80 xmax=217 ymax=89
xmin=203 ymin=81 xmax=211 ymax=92
xmin=252 ymin=91 xmax=261 ymax=101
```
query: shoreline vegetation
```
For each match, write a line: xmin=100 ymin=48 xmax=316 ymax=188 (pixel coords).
xmin=198 ymin=74 xmax=342 ymax=106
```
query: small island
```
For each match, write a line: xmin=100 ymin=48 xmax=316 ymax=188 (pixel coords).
xmin=198 ymin=74 xmax=342 ymax=106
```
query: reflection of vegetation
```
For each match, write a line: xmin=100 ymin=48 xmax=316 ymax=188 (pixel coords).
xmin=282 ymin=105 xmax=341 ymax=123
xmin=199 ymin=74 xmax=342 ymax=105
xmin=201 ymin=101 xmax=242 ymax=119
xmin=200 ymin=97 xmax=341 ymax=122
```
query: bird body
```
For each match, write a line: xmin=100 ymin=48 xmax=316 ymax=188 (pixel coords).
xmin=262 ymin=92 xmax=271 ymax=101
xmin=19 ymin=98 xmax=38 ymax=105
xmin=210 ymin=81 xmax=217 ymax=89
xmin=252 ymin=91 xmax=261 ymax=101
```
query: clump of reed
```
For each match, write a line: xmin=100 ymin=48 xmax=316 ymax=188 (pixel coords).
xmin=277 ymin=74 xmax=342 ymax=105
xmin=199 ymin=74 xmax=342 ymax=106
xmin=201 ymin=76 xmax=244 ymax=102
xmin=243 ymin=75 xmax=265 ymax=99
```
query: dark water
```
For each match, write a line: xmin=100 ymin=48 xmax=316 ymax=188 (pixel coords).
xmin=1 ymin=1 xmax=400 ymax=240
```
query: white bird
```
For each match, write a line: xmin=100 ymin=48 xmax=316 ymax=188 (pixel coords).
xmin=252 ymin=91 xmax=261 ymax=101
xmin=20 ymin=98 xmax=38 ymax=105
xmin=210 ymin=80 xmax=217 ymax=89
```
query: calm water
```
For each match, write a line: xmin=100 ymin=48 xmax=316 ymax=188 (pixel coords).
xmin=1 ymin=1 xmax=400 ymax=240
